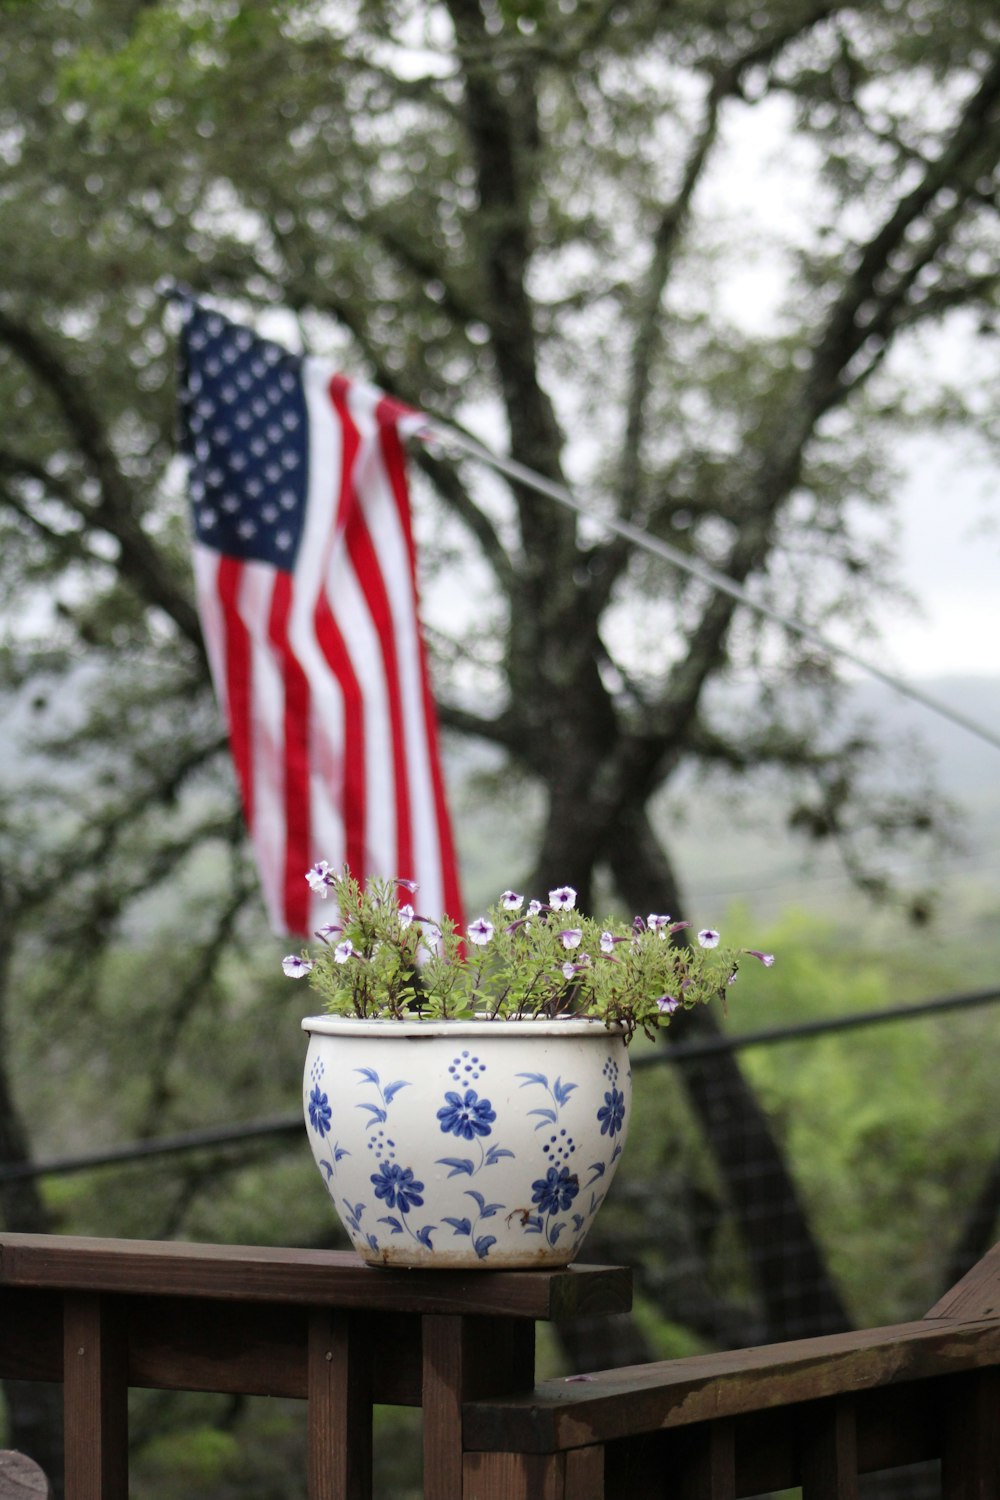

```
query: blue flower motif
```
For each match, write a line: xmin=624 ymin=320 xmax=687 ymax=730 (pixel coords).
xmin=531 ymin=1165 xmax=579 ymax=1216
xmin=597 ymin=1087 xmax=625 ymax=1137
xmin=308 ymin=1086 xmax=332 ymax=1137
xmin=436 ymin=1089 xmax=496 ymax=1141
xmin=370 ymin=1161 xmax=425 ymax=1214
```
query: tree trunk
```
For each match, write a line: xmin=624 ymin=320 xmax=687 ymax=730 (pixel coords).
xmin=607 ymin=803 xmax=852 ymax=1342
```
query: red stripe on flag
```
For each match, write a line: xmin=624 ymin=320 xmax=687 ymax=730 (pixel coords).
xmin=314 ymin=593 xmax=367 ymax=878
xmin=377 ymin=407 xmax=464 ymax=927
xmin=268 ymin=571 xmax=312 ymax=935
xmin=330 ymin=376 xmax=414 ymax=884
xmin=217 ymin=557 xmax=254 ymax=828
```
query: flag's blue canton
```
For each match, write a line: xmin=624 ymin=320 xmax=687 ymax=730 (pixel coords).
xmin=179 ymin=306 xmax=309 ymax=571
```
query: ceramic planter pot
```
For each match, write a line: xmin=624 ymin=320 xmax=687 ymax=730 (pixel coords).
xmin=301 ymin=1016 xmax=632 ymax=1268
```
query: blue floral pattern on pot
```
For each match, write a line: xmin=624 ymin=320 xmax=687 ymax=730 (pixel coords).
xmin=301 ymin=1020 xmax=632 ymax=1269
xmin=305 ymin=1056 xmax=349 ymax=1183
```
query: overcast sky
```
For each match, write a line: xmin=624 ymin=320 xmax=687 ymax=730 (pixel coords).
xmin=878 ymin=438 xmax=997 ymax=680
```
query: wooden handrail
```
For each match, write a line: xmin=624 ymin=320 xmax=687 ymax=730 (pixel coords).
xmin=462 ymin=1315 xmax=1000 ymax=1451
xmin=0 ymin=1233 xmax=630 ymax=1320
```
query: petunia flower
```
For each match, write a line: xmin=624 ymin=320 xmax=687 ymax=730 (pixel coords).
xmin=305 ymin=861 xmax=335 ymax=896
xmin=745 ymin=949 xmax=775 ymax=966
xmin=698 ymin=929 xmax=720 ymax=948
xmin=527 ymin=899 xmax=543 ymax=918
xmin=316 ymin=922 xmax=342 ymax=941
xmin=560 ymin=928 xmax=582 ymax=950
xmin=548 ymin=886 xmax=577 ymax=911
xmin=334 ymin=940 xmax=354 ymax=964
xmin=467 ymin=916 xmax=495 ymax=946
xmin=656 ymin=994 xmax=681 ymax=1014
xmin=282 ymin=954 xmax=313 ymax=978
xmin=562 ymin=961 xmax=578 ymax=980
xmin=398 ymin=903 xmax=415 ymax=929
xmin=647 ymin=913 xmax=671 ymax=937
xmin=501 ymin=890 xmax=524 ymax=910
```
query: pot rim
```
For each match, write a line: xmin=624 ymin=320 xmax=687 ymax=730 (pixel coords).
xmin=301 ymin=1014 xmax=626 ymax=1039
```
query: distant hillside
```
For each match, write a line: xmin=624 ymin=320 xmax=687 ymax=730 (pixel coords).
xmin=447 ymin=675 xmax=1000 ymax=922
xmin=651 ymin=675 xmax=1000 ymax=924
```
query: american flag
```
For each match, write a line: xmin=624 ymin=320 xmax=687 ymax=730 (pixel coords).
xmin=177 ymin=298 xmax=463 ymax=936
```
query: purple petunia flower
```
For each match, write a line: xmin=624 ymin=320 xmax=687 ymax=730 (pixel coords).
xmin=656 ymin=994 xmax=681 ymax=1014
xmin=501 ymin=890 xmax=524 ymax=910
xmin=548 ymin=886 xmax=577 ymax=911
xmin=746 ymin=950 xmax=775 ymax=966
xmin=647 ymin=913 xmax=671 ymax=937
xmin=560 ymin=928 xmax=582 ymax=950
xmin=334 ymin=939 xmax=354 ymax=964
xmin=467 ymin=916 xmax=494 ymax=946
xmin=698 ymin=929 xmax=721 ymax=948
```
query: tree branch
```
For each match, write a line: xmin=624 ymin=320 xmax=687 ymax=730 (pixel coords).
xmin=0 ymin=309 xmax=205 ymax=655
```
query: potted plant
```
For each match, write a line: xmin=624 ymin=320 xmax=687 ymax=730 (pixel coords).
xmin=284 ymin=866 xmax=773 ymax=1269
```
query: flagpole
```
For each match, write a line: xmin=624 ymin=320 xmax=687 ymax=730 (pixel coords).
xmin=419 ymin=421 xmax=1000 ymax=757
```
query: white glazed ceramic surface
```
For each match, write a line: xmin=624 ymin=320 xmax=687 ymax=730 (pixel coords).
xmin=301 ymin=1017 xmax=632 ymax=1268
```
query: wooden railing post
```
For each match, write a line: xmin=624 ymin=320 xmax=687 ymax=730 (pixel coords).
xmin=680 ymin=1420 xmax=736 ymax=1500
xmin=62 ymin=1294 xmax=128 ymax=1500
xmin=462 ymin=1447 xmax=604 ymax=1500
xmin=941 ymin=1368 xmax=1000 ymax=1500
xmin=422 ymin=1313 xmax=534 ymax=1500
xmin=800 ymin=1397 xmax=859 ymax=1500
xmin=307 ymin=1308 xmax=373 ymax=1500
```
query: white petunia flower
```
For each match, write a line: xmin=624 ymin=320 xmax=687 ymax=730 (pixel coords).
xmin=467 ymin=917 xmax=494 ymax=946
xmin=698 ymin=929 xmax=721 ymax=948
xmin=549 ymin=885 xmax=577 ymax=911
xmin=282 ymin=954 xmax=313 ymax=978
xmin=334 ymin=940 xmax=354 ymax=964
xmin=305 ymin=861 xmax=335 ymax=896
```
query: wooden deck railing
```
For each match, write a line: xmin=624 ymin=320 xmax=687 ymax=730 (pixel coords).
xmin=0 ymin=1233 xmax=630 ymax=1498
xmin=1 ymin=1233 xmax=998 ymax=1498
xmin=462 ymin=1240 xmax=1000 ymax=1499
